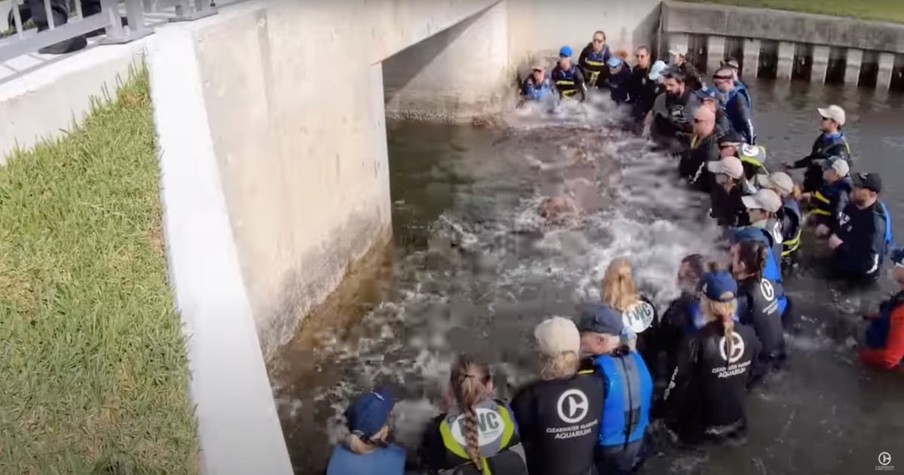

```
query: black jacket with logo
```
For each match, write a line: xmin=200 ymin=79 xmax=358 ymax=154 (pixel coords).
xmin=511 ymin=373 xmax=604 ymax=475
xmin=663 ymin=321 xmax=760 ymax=441
xmin=737 ymin=276 xmax=787 ymax=376
xmin=834 ymin=201 xmax=888 ymax=278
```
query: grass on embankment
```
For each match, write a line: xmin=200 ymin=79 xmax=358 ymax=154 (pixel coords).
xmin=684 ymin=0 xmax=904 ymax=24
xmin=0 ymin=66 xmax=198 ymax=474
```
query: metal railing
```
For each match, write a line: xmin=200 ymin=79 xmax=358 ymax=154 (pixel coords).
xmin=0 ymin=0 xmax=218 ymax=63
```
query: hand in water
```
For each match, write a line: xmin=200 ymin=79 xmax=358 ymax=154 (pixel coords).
xmin=828 ymin=234 xmax=843 ymax=249
xmin=815 ymin=224 xmax=831 ymax=238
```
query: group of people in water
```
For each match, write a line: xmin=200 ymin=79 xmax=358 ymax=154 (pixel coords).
xmin=325 ymin=31 xmax=904 ymax=475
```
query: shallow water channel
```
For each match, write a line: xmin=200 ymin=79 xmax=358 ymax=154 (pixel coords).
xmin=272 ymin=80 xmax=904 ymax=474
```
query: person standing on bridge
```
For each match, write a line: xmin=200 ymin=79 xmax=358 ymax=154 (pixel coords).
xmin=511 ymin=317 xmax=604 ymax=475
xmin=782 ymin=105 xmax=852 ymax=193
xmin=578 ymin=304 xmax=653 ymax=475
xmin=419 ymin=355 xmax=528 ymax=475
xmin=662 ymin=269 xmax=760 ymax=447
xmin=552 ymin=46 xmax=587 ymax=102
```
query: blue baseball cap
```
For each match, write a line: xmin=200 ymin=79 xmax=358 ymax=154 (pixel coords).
xmin=559 ymin=45 xmax=573 ymax=58
xmin=344 ymin=387 xmax=394 ymax=439
xmin=648 ymin=60 xmax=668 ymax=81
xmin=891 ymin=248 xmax=904 ymax=268
xmin=700 ymin=271 xmax=737 ymax=302
xmin=607 ymin=56 xmax=624 ymax=68
xmin=695 ymin=87 xmax=719 ymax=101
xmin=730 ymin=226 xmax=769 ymax=246
xmin=576 ymin=303 xmax=624 ymax=335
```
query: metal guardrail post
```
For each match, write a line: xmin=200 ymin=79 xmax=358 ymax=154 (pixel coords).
xmin=101 ymin=0 xmax=152 ymax=44
xmin=170 ymin=0 xmax=217 ymax=22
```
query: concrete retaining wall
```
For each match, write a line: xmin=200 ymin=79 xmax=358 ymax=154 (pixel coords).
xmin=662 ymin=1 xmax=904 ymax=54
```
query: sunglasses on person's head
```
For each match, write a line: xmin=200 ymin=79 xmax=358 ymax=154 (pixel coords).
xmin=713 ymin=75 xmax=733 ymax=81
xmin=593 ymin=38 xmax=604 ymax=44
xmin=532 ymin=68 xmax=543 ymax=73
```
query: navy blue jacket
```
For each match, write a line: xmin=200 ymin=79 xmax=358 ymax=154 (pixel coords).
xmin=722 ymin=87 xmax=755 ymax=144
xmin=834 ymin=200 xmax=890 ymax=278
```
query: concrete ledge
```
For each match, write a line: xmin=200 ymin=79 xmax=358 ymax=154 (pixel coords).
xmin=0 ymin=41 xmax=146 ymax=164
xmin=662 ymin=1 xmax=904 ymax=54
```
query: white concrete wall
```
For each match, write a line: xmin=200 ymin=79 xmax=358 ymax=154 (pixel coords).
xmin=0 ymin=42 xmax=145 ymax=164
xmin=384 ymin=1 xmax=510 ymax=121
xmin=507 ymin=0 xmax=661 ymax=74
xmin=181 ymin=0 xmax=500 ymax=360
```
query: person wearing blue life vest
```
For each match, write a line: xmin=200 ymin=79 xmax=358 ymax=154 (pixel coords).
xmin=782 ymin=105 xmax=852 ymax=193
xmin=578 ymin=31 xmax=612 ymax=89
xmin=756 ymin=172 xmax=804 ymax=262
xmin=520 ymin=64 xmax=555 ymax=104
xmin=860 ymin=248 xmax=904 ymax=373
xmin=606 ymin=56 xmax=633 ymax=104
xmin=729 ymin=240 xmax=788 ymax=386
xmin=552 ymin=46 xmax=587 ymax=102
xmin=578 ymin=304 xmax=653 ymax=475
xmin=720 ymin=58 xmax=750 ymax=91
xmin=662 ymin=269 xmax=760 ymax=446
xmin=742 ymin=188 xmax=785 ymax=266
xmin=326 ymin=387 xmax=407 ymax=475
xmin=712 ymin=66 xmax=755 ymax=145
xmin=828 ymin=172 xmax=893 ymax=285
xmin=805 ymin=157 xmax=852 ymax=232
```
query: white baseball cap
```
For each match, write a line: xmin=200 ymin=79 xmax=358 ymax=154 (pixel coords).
xmin=825 ymin=157 xmax=850 ymax=177
xmin=817 ymin=105 xmax=846 ymax=126
xmin=534 ymin=316 xmax=581 ymax=357
xmin=755 ymin=172 xmax=795 ymax=196
xmin=742 ymin=188 xmax=783 ymax=213
xmin=707 ymin=156 xmax=744 ymax=180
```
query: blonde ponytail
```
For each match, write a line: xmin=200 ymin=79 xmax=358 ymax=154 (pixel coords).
xmin=602 ymin=257 xmax=641 ymax=312
xmin=450 ymin=355 xmax=492 ymax=474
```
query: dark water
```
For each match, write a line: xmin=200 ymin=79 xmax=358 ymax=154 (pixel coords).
xmin=272 ymin=81 xmax=904 ymax=474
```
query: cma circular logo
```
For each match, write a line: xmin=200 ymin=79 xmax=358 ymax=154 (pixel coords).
xmin=623 ymin=301 xmax=655 ymax=333
xmin=557 ymin=389 xmax=590 ymax=424
xmin=879 ymin=452 xmax=892 ymax=466
xmin=719 ymin=332 xmax=745 ymax=364
xmin=760 ymin=279 xmax=775 ymax=302
xmin=450 ymin=408 xmax=505 ymax=447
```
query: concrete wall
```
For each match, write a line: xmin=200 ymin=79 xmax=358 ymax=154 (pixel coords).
xmin=384 ymin=1 xmax=510 ymax=121
xmin=181 ymin=0 xmax=501 ymax=359
xmin=0 ymin=42 xmax=145 ymax=164
xmin=507 ymin=0 xmax=662 ymax=74
xmin=663 ymin=1 xmax=904 ymax=54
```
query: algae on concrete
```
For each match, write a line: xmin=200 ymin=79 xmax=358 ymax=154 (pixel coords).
xmin=687 ymin=0 xmax=904 ymax=24
xmin=0 ymin=66 xmax=198 ymax=474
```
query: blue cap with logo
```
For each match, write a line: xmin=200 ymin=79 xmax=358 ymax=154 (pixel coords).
xmin=576 ymin=303 xmax=624 ymax=335
xmin=730 ymin=226 xmax=769 ymax=246
xmin=559 ymin=45 xmax=574 ymax=58
xmin=344 ymin=387 xmax=394 ymax=439
xmin=607 ymin=56 xmax=624 ymax=68
xmin=700 ymin=271 xmax=738 ymax=302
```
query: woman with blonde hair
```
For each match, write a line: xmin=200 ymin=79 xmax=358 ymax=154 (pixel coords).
xmin=511 ymin=317 xmax=604 ymax=475
xmin=662 ymin=268 xmax=761 ymax=446
xmin=601 ymin=257 xmax=660 ymax=373
xmin=419 ymin=355 xmax=527 ymax=475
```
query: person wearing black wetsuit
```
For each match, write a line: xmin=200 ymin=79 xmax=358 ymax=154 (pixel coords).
xmin=578 ymin=31 xmax=612 ymax=89
xmin=606 ymin=56 xmax=633 ymax=104
xmin=808 ymin=157 xmax=852 ymax=233
xmin=730 ymin=240 xmax=787 ymax=386
xmin=680 ymin=106 xmax=723 ymax=191
xmin=552 ymin=46 xmax=588 ymax=102
xmin=829 ymin=172 xmax=893 ymax=285
xmin=707 ymin=156 xmax=751 ymax=228
xmin=646 ymin=69 xmax=700 ymax=150
xmin=663 ymin=270 xmax=760 ymax=446
xmin=783 ymin=105 xmax=852 ymax=193
xmin=511 ymin=317 xmax=603 ymax=475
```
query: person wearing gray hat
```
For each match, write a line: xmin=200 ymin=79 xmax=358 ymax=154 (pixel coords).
xmin=577 ymin=304 xmax=653 ymax=475
xmin=757 ymin=172 xmax=805 ymax=261
xmin=860 ymin=248 xmax=904 ymax=372
xmin=520 ymin=63 xmax=555 ymax=104
xmin=782 ymin=104 xmax=852 ymax=193
xmin=742 ymin=188 xmax=785 ymax=266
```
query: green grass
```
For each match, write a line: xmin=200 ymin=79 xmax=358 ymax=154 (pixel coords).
xmin=0 ymin=66 xmax=198 ymax=474
xmin=684 ymin=0 xmax=904 ymax=23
